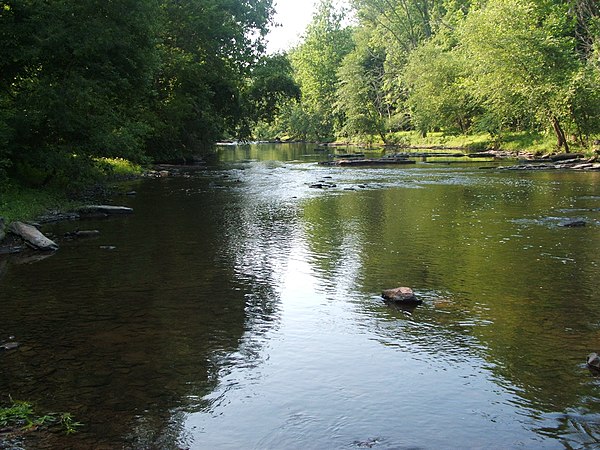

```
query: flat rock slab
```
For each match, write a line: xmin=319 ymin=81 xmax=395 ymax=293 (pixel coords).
xmin=561 ymin=220 xmax=586 ymax=227
xmin=382 ymin=287 xmax=422 ymax=304
xmin=64 ymin=230 xmax=101 ymax=238
xmin=79 ymin=205 xmax=134 ymax=215
xmin=8 ymin=222 xmax=58 ymax=251
xmin=320 ymin=158 xmax=416 ymax=167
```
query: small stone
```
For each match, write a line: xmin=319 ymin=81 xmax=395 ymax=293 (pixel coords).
xmin=587 ymin=353 xmax=600 ymax=370
xmin=561 ymin=220 xmax=586 ymax=228
xmin=0 ymin=341 xmax=19 ymax=351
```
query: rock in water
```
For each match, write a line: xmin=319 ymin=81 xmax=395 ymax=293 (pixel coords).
xmin=382 ymin=287 xmax=422 ymax=304
xmin=8 ymin=221 xmax=59 ymax=251
xmin=79 ymin=205 xmax=134 ymax=215
xmin=0 ymin=217 xmax=5 ymax=243
xmin=64 ymin=230 xmax=100 ymax=238
xmin=561 ymin=220 xmax=586 ymax=227
xmin=587 ymin=353 xmax=600 ymax=371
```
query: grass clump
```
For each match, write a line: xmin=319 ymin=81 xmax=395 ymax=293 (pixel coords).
xmin=0 ymin=398 xmax=82 ymax=435
xmin=94 ymin=157 xmax=145 ymax=179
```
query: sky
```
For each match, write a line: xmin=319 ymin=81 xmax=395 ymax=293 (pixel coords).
xmin=266 ymin=0 xmax=318 ymax=53
xmin=266 ymin=0 xmax=351 ymax=54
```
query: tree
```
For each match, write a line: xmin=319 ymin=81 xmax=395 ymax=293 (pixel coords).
xmin=147 ymin=0 xmax=274 ymax=160
xmin=404 ymin=34 xmax=478 ymax=135
xmin=458 ymin=0 xmax=580 ymax=151
xmin=241 ymin=53 xmax=300 ymax=138
xmin=1 ymin=0 xmax=162 ymax=184
xmin=0 ymin=0 xmax=276 ymax=184
xmin=289 ymin=0 xmax=354 ymax=141
xmin=335 ymin=30 xmax=391 ymax=142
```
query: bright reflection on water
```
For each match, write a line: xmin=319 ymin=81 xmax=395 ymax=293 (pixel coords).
xmin=1 ymin=143 xmax=600 ymax=449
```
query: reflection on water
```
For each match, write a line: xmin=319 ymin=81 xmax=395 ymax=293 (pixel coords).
xmin=1 ymin=143 xmax=599 ymax=449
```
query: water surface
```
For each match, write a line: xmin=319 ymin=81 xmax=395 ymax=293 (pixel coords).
xmin=1 ymin=143 xmax=600 ymax=449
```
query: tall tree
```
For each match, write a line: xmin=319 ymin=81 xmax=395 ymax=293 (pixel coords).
xmin=290 ymin=0 xmax=353 ymax=141
xmin=240 ymin=53 xmax=300 ymax=138
xmin=404 ymin=35 xmax=476 ymax=135
xmin=335 ymin=29 xmax=392 ymax=142
xmin=459 ymin=0 xmax=580 ymax=151
xmin=147 ymin=0 xmax=274 ymax=160
xmin=1 ymin=0 xmax=161 ymax=184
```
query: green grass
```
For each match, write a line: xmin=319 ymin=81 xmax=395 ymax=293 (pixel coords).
xmin=0 ymin=157 xmax=145 ymax=226
xmin=0 ymin=399 xmax=82 ymax=435
xmin=0 ymin=184 xmax=82 ymax=224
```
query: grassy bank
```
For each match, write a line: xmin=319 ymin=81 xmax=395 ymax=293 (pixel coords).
xmin=0 ymin=158 xmax=144 ymax=225
xmin=345 ymin=131 xmax=598 ymax=155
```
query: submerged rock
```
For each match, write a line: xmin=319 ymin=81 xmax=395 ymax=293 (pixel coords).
xmin=37 ymin=211 xmax=81 ymax=223
xmin=587 ymin=353 xmax=600 ymax=371
xmin=9 ymin=221 xmax=58 ymax=251
xmin=0 ymin=341 xmax=19 ymax=351
xmin=64 ymin=230 xmax=101 ymax=238
xmin=0 ymin=337 xmax=19 ymax=351
xmin=561 ymin=220 xmax=586 ymax=228
xmin=309 ymin=182 xmax=336 ymax=189
xmin=382 ymin=287 xmax=422 ymax=304
xmin=79 ymin=205 xmax=134 ymax=215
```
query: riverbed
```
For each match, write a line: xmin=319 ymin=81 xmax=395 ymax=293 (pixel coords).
xmin=1 ymin=143 xmax=600 ymax=449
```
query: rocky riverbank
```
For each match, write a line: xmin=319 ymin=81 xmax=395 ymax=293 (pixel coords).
xmin=0 ymin=204 xmax=133 ymax=255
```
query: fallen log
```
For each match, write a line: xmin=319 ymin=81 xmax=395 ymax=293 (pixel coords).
xmin=550 ymin=153 xmax=584 ymax=162
xmin=9 ymin=221 xmax=58 ymax=251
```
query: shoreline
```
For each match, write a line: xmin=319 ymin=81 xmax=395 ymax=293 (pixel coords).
xmin=1 ymin=149 xmax=599 ymax=254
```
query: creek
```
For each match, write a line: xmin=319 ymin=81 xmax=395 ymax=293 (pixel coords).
xmin=1 ymin=143 xmax=599 ymax=449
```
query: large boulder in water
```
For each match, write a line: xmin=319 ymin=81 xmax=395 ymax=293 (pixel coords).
xmin=9 ymin=221 xmax=58 ymax=251
xmin=382 ymin=287 xmax=422 ymax=304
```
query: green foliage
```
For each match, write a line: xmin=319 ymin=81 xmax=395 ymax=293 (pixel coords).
xmin=458 ymin=0 xmax=580 ymax=148
xmin=290 ymin=0 xmax=354 ymax=141
xmin=0 ymin=0 xmax=274 ymax=181
xmin=245 ymin=54 xmax=300 ymax=129
xmin=336 ymin=30 xmax=391 ymax=142
xmin=0 ymin=399 xmax=82 ymax=435
xmin=404 ymin=36 xmax=476 ymax=134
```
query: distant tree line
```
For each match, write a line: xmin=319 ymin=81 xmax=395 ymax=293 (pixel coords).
xmin=0 ymin=0 xmax=278 ymax=186
xmin=265 ymin=0 xmax=600 ymax=151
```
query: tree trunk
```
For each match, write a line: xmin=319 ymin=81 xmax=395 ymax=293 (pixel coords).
xmin=551 ymin=115 xmax=570 ymax=153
